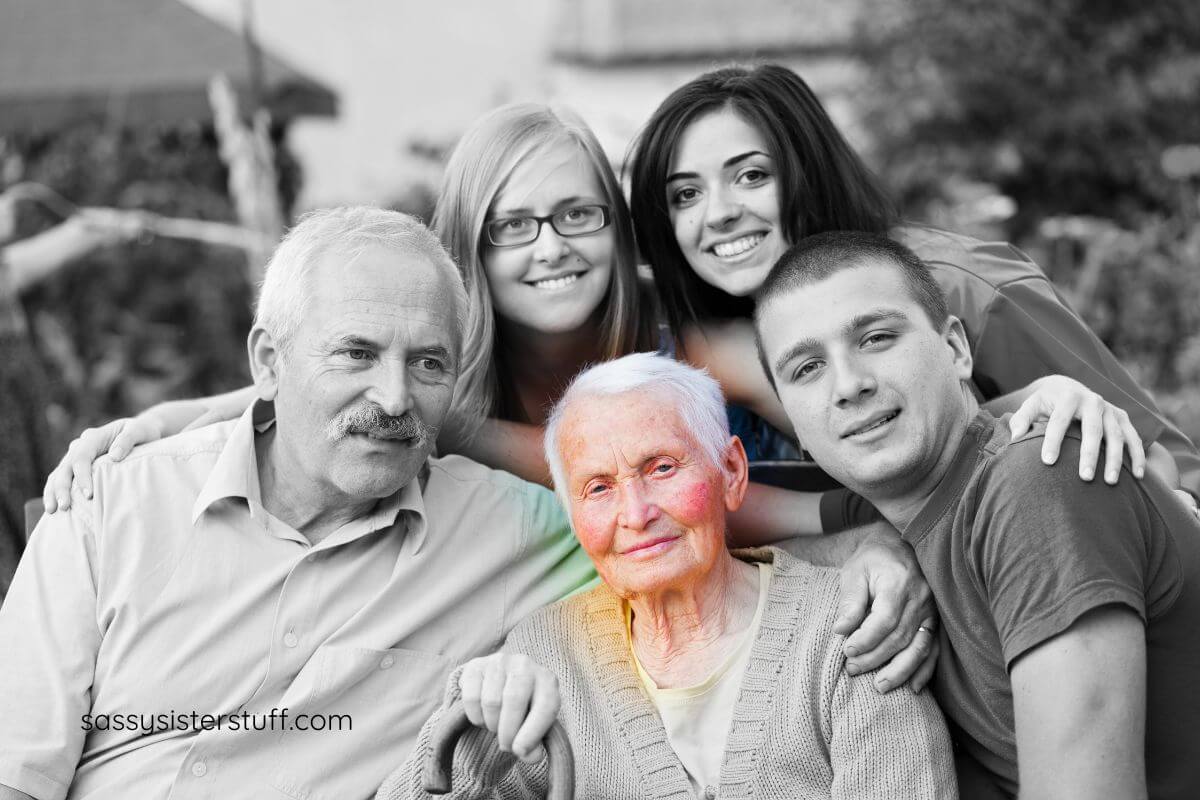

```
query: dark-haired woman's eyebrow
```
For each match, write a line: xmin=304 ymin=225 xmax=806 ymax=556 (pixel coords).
xmin=723 ymin=150 xmax=770 ymax=169
xmin=666 ymin=150 xmax=771 ymax=184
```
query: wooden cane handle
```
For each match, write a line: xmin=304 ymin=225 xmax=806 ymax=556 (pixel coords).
xmin=422 ymin=698 xmax=575 ymax=799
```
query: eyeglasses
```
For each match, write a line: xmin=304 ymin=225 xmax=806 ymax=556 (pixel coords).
xmin=485 ymin=204 xmax=610 ymax=247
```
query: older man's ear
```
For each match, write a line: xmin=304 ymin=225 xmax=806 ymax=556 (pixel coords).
xmin=247 ymin=327 xmax=280 ymax=402
xmin=722 ymin=435 xmax=751 ymax=512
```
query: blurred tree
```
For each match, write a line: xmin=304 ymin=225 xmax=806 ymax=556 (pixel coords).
xmin=7 ymin=116 xmax=299 ymax=452
xmin=856 ymin=0 xmax=1200 ymax=233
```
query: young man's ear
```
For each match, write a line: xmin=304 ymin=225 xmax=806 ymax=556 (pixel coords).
xmin=722 ymin=434 xmax=751 ymax=512
xmin=942 ymin=315 xmax=974 ymax=382
xmin=247 ymin=327 xmax=281 ymax=401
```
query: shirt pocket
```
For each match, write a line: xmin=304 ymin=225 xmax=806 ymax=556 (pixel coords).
xmin=270 ymin=646 xmax=454 ymax=800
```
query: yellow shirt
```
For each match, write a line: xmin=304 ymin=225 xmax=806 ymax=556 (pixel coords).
xmin=628 ymin=562 xmax=773 ymax=797
xmin=0 ymin=402 xmax=596 ymax=800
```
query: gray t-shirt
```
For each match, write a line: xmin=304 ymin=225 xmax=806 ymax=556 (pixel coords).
xmin=828 ymin=411 xmax=1200 ymax=799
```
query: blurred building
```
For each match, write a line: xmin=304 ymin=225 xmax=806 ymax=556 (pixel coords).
xmin=181 ymin=0 xmax=869 ymax=210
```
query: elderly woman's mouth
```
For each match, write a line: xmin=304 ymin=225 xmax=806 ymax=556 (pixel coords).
xmin=621 ymin=536 xmax=680 ymax=557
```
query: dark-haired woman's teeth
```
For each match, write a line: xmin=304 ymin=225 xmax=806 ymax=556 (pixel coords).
xmin=713 ymin=234 xmax=765 ymax=258
xmin=531 ymin=274 xmax=580 ymax=290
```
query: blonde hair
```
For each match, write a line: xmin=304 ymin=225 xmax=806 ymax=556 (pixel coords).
xmin=433 ymin=103 xmax=652 ymax=429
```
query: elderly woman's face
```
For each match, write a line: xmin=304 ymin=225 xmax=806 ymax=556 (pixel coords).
xmin=556 ymin=389 xmax=747 ymax=597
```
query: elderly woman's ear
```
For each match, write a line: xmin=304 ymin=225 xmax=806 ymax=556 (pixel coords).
xmin=721 ymin=435 xmax=751 ymax=511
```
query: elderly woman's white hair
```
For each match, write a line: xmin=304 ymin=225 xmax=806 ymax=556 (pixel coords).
xmin=544 ymin=352 xmax=731 ymax=504
xmin=254 ymin=206 xmax=469 ymax=356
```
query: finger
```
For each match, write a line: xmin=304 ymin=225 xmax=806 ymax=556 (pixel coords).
xmin=908 ymin=635 xmax=940 ymax=693
xmin=1119 ymin=411 xmax=1145 ymax=479
xmin=833 ymin=568 xmax=870 ymax=639
xmin=512 ymin=672 xmax=560 ymax=763
xmin=1075 ymin=395 xmax=1105 ymax=481
xmin=845 ymin=596 xmax=925 ymax=675
xmin=458 ymin=662 xmax=486 ymax=728
xmin=42 ymin=463 xmax=70 ymax=513
xmin=1007 ymin=398 xmax=1040 ymax=440
xmin=866 ymin=622 xmax=936 ymax=693
xmin=1101 ymin=408 xmax=1127 ymax=485
xmin=479 ymin=658 xmax=508 ymax=734
xmin=71 ymin=453 xmax=96 ymax=500
xmin=1040 ymin=400 xmax=1079 ymax=467
xmin=496 ymin=669 xmax=535 ymax=754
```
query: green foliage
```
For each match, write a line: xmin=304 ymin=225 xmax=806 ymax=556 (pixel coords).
xmin=12 ymin=119 xmax=258 ymax=453
xmin=855 ymin=0 xmax=1200 ymax=447
xmin=857 ymin=0 xmax=1200 ymax=231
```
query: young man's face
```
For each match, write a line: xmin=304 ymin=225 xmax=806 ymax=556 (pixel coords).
xmin=756 ymin=260 xmax=974 ymax=500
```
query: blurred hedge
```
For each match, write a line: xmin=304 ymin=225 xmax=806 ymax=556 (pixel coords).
xmin=8 ymin=118 xmax=300 ymax=454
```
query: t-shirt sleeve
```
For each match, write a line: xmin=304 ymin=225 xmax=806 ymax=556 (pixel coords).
xmin=971 ymin=436 xmax=1155 ymax=667
xmin=819 ymin=488 xmax=883 ymax=533
xmin=0 ymin=500 xmax=102 ymax=800
xmin=973 ymin=275 xmax=1200 ymax=493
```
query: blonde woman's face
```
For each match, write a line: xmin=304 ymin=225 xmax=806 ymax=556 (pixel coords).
xmin=481 ymin=142 xmax=615 ymax=336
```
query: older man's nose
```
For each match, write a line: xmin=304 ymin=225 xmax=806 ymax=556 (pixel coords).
xmin=369 ymin=362 xmax=414 ymax=418
xmin=617 ymin=480 xmax=660 ymax=531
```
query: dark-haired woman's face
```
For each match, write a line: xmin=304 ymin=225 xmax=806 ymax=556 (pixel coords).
xmin=665 ymin=109 xmax=786 ymax=296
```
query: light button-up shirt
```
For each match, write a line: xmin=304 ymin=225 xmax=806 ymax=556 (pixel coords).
xmin=0 ymin=403 xmax=596 ymax=800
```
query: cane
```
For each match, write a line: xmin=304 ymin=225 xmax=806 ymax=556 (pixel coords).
xmin=422 ymin=699 xmax=575 ymax=800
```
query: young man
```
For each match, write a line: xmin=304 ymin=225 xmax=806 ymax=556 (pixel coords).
xmin=754 ymin=230 xmax=1200 ymax=800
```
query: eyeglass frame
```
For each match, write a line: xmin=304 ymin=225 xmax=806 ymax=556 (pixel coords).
xmin=484 ymin=204 xmax=611 ymax=247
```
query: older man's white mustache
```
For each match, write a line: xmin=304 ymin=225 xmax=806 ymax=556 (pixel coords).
xmin=325 ymin=405 xmax=435 ymax=445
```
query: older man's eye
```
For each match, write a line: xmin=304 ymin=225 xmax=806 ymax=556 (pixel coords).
xmin=651 ymin=461 xmax=675 ymax=475
xmin=346 ymin=349 xmax=371 ymax=361
xmin=585 ymin=482 xmax=610 ymax=497
xmin=413 ymin=357 xmax=444 ymax=373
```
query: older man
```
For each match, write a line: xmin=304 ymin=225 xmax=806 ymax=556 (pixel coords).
xmin=0 ymin=208 xmax=595 ymax=800
xmin=753 ymin=231 xmax=1200 ymax=800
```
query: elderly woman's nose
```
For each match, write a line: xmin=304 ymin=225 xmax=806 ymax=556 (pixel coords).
xmin=616 ymin=480 xmax=659 ymax=530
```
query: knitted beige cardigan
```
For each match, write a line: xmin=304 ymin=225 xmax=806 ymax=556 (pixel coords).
xmin=376 ymin=547 xmax=957 ymax=799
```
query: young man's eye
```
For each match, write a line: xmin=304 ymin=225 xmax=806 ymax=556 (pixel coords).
xmin=793 ymin=360 xmax=823 ymax=381
xmin=862 ymin=332 xmax=895 ymax=347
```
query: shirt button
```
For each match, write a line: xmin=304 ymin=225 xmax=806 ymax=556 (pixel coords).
xmin=283 ymin=631 xmax=299 ymax=648
xmin=191 ymin=760 xmax=207 ymax=777
xmin=380 ymin=655 xmax=395 ymax=669
xmin=704 ymin=787 xmax=716 ymax=799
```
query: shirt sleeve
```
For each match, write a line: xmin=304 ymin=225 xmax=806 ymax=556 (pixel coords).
xmin=828 ymin=673 xmax=958 ymax=799
xmin=819 ymin=488 xmax=883 ymax=533
xmin=971 ymin=435 xmax=1159 ymax=666
xmin=0 ymin=500 xmax=103 ymax=800
xmin=501 ymin=483 xmax=598 ymax=635
xmin=973 ymin=275 xmax=1200 ymax=494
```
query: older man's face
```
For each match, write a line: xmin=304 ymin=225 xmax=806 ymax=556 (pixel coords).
xmin=266 ymin=243 xmax=459 ymax=504
xmin=555 ymin=389 xmax=747 ymax=598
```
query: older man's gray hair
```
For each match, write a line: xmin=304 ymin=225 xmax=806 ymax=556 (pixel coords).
xmin=544 ymin=352 xmax=731 ymax=505
xmin=254 ymin=206 xmax=469 ymax=356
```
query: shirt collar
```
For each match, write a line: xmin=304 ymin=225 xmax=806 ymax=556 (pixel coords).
xmin=191 ymin=400 xmax=431 ymax=553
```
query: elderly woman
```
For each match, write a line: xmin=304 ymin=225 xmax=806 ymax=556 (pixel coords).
xmin=376 ymin=353 xmax=956 ymax=799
